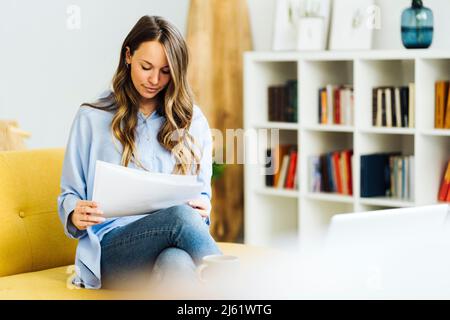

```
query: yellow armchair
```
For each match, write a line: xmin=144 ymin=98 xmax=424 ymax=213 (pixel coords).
xmin=0 ymin=148 xmax=269 ymax=299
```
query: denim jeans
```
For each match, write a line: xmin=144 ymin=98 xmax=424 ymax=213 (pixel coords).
xmin=100 ymin=204 xmax=222 ymax=289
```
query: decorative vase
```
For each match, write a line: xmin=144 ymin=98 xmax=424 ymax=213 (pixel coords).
xmin=401 ymin=0 xmax=433 ymax=49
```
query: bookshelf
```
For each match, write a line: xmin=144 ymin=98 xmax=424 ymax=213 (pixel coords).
xmin=243 ymin=50 xmax=450 ymax=249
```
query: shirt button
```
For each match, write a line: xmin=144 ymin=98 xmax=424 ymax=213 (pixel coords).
xmin=19 ymin=211 xmax=25 ymax=218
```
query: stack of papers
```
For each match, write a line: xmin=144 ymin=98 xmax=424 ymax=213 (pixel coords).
xmin=92 ymin=160 xmax=203 ymax=218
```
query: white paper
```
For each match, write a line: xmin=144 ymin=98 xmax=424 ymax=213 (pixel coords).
xmin=92 ymin=160 xmax=203 ymax=218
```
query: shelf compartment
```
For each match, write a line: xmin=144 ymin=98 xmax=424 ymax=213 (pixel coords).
xmin=358 ymin=132 xmax=414 ymax=155
xmin=299 ymin=60 xmax=353 ymax=127
xmin=415 ymin=134 xmax=450 ymax=205
xmin=415 ymin=58 xmax=450 ymax=131
xmin=244 ymin=60 xmax=297 ymax=126
xmin=355 ymin=59 xmax=415 ymax=129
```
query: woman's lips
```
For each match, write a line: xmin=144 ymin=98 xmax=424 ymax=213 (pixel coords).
xmin=144 ymin=86 xmax=159 ymax=93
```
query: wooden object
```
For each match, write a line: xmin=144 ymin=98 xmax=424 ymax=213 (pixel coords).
xmin=186 ymin=0 xmax=252 ymax=242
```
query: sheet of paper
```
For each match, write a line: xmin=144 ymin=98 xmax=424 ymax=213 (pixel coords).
xmin=92 ymin=160 xmax=203 ymax=218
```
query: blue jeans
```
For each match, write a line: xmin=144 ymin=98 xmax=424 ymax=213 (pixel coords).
xmin=100 ymin=204 xmax=222 ymax=289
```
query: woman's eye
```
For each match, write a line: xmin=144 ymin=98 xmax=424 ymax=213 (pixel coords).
xmin=162 ymin=70 xmax=170 ymax=75
xmin=141 ymin=66 xmax=151 ymax=71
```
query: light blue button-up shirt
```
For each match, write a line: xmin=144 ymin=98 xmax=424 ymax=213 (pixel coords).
xmin=57 ymin=92 xmax=213 ymax=289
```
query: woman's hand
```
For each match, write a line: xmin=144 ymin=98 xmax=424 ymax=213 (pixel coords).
xmin=70 ymin=200 xmax=105 ymax=231
xmin=187 ymin=199 xmax=209 ymax=218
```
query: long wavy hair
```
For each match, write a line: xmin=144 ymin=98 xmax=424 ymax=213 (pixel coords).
xmin=82 ymin=15 xmax=201 ymax=175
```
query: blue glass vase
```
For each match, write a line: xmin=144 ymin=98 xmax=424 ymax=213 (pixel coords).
xmin=401 ymin=0 xmax=433 ymax=49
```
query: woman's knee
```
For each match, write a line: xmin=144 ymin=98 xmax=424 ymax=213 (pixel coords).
xmin=156 ymin=247 xmax=193 ymax=265
xmin=167 ymin=204 xmax=204 ymax=227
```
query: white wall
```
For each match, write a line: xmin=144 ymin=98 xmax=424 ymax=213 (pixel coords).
xmin=0 ymin=0 xmax=189 ymax=148
xmin=1 ymin=0 xmax=449 ymax=148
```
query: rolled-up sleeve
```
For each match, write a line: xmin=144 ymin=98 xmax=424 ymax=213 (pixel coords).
xmin=57 ymin=108 xmax=91 ymax=239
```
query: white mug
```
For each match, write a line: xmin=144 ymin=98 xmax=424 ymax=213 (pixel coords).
xmin=196 ymin=254 xmax=240 ymax=283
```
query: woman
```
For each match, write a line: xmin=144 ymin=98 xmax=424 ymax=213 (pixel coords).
xmin=57 ymin=15 xmax=221 ymax=289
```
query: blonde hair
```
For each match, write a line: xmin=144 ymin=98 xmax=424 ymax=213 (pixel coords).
xmin=82 ymin=16 xmax=201 ymax=175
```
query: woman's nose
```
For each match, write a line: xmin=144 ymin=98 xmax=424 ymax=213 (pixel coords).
xmin=148 ymin=70 xmax=159 ymax=85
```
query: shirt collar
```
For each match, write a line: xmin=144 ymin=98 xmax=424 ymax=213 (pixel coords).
xmin=137 ymin=109 xmax=163 ymax=122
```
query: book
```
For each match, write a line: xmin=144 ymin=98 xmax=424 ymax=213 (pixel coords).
xmin=326 ymin=85 xmax=334 ymax=125
xmin=400 ymin=87 xmax=409 ymax=128
xmin=394 ymin=88 xmax=402 ymax=128
xmin=334 ymin=87 xmax=341 ymax=124
xmin=385 ymin=88 xmax=393 ymax=127
xmin=345 ymin=150 xmax=353 ymax=195
xmin=285 ymin=148 xmax=298 ymax=189
xmin=320 ymin=88 xmax=328 ymax=124
xmin=381 ymin=89 xmax=387 ymax=126
xmin=309 ymin=156 xmax=321 ymax=192
xmin=408 ymin=83 xmax=415 ymax=128
xmin=409 ymin=155 xmax=415 ymax=201
xmin=445 ymin=85 xmax=450 ymax=129
xmin=320 ymin=154 xmax=329 ymax=192
xmin=435 ymin=81 xmax=449 ymax=129
xmin=332 ymin=152 xmax=343 ymax=193
xmin=276 ymin=154 xmax=290 ymax=189
xmin=361 ymin=153 xmax=396 ymax=197
xmin=376 ymin=88 xmax=383 ymax=126
xmin=273 ymin=144 xmax=291 ymax=186
xmin=438 ymin=160 xmax=450 ymax=201
xmin=340 ymin=151 xmax=348 ymax=195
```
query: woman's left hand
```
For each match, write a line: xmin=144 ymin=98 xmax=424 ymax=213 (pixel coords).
xmin=187 ymin=199 xmax=209 ymax=218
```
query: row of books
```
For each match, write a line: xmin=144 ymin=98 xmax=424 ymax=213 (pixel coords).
xmin=318 ymin=85 xmax=354 ymax=125
xmin=268 ymin=80 xmax=298 ymax=123
xmin=309 ymin=150 xmax=353 ymax=195
xmin=435 ymin=81 xmax=450 ymax=129
xmin=438 ymin=160 xmax=450 ymax=202
xmin=372 ymin=84 xmax=415 ymax=128
xmin=264 ymin=144 xmax=298 ymax=189
xmin=361 ymin=153 xmax=414 ymax=200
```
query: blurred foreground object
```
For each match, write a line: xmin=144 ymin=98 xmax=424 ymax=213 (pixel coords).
xmin=0 ymin=120 xmax=31 ymax=151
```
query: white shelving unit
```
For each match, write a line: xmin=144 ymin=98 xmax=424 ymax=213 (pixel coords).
xmin=243 ymin=50 xmax=450 ymax=249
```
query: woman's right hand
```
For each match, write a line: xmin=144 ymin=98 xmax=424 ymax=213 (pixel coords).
xmin=70 ymin=200 xmax=105 ymax=231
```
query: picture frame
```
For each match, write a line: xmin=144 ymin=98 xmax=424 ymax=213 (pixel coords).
xmin=328 ymin=0 xmax=375 ymax=50
xmin=296 ymin=0 xmax=331 ymax=50
xmin=272 ymin=0 xmax=331 ymax=51
xmin=272 ymin=0 xmax=299 ymax=51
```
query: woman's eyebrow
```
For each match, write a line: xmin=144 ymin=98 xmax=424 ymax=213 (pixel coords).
xmin=140 ymin=59 xmax=169 ymax=68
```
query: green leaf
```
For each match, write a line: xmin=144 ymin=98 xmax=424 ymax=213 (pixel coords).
xmin=212 ymin=162 xmax=226 ymax=181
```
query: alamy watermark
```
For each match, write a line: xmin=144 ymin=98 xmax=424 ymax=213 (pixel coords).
xmin=170 ymin=128 xmax=282 ymax=175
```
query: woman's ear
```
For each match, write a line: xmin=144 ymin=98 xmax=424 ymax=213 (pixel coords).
xmin=125 ymin=46 xmax=131 ymax=64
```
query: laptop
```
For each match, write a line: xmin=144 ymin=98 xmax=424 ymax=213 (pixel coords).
xmin=315 ymin=204 xmax=450 ymax=298
xmin=325 ymin=204 xmax=450 ymax=249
